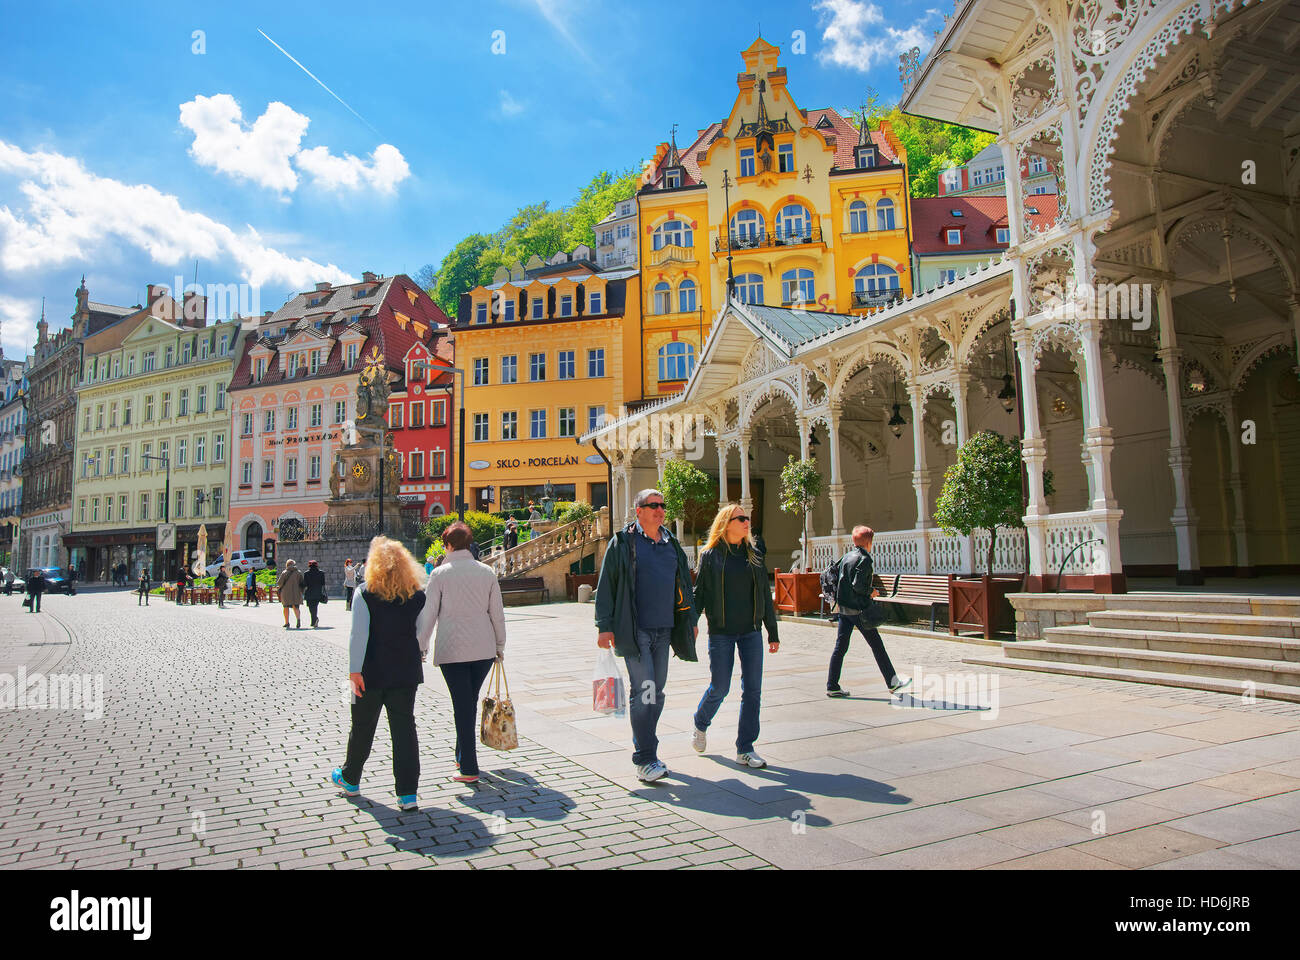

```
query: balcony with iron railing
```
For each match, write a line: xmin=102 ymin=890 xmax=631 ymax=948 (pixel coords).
xmin=713 ymin=223 xmax=824 ymax=254
xmin=851 ymin=289 xmax=905 ymax=311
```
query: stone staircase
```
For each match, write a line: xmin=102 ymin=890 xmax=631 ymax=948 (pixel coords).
xmin=964 ymin=593 xmax=1300 ymax=703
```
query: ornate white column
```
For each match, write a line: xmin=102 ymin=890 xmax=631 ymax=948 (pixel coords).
xmin=1225 ymin=397 xmax=1250 ymax=573
xmin=951 ymin=368 xmax=971 ymax=445
xmin=738 ymin=433 xmax=753 ymax=518
xmin=1155 ymin=283 xmax=1201 ymax=582
xmin=1078 ymin=322 xmax=1124 ymax=586
xmin=827 ymin=406 xmax=845 ymax=536
xmin=716 ymin=438 xmax=729 ymax=504
xmin=1014 ymin=325 xmax=1048 ymax=581
xmin=908 ymin=385 xmax=931 ymax=530
xmin=798 ymin=416 xmax=810 ymax=461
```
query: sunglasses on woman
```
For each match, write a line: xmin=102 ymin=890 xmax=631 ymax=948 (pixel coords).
xmin=729 ymin=515 xmax=750 ymax=523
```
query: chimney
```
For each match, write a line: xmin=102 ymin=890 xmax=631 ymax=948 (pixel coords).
xmin=314 ymin=281 xmax=331 ymax=292
xmin=147 ymin=283 xmax=166 ymax=306
xmin=183 ymin=290 xmax=208 ymax=327
xmin=362 ymin=271 xmax=378 ymax=282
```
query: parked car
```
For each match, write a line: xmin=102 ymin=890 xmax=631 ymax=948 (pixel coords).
xmin=28 ymin=567 xmax=77 ymax=594
xmin=205 ymin=549 xmax=267 ymax=576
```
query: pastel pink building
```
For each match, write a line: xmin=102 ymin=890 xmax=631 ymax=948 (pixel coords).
xmin=226 ymin=273 xmax=450 ymax=553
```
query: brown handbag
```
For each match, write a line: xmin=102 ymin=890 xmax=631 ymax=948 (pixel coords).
xmin=480 ymin=660 xmax=518 ymax=751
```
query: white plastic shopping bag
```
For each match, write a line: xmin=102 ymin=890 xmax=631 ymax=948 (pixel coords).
xmin=592 ymin=646 xmax=626 ymax=716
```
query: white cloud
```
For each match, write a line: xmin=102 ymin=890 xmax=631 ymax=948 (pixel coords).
xmin=0 ymin=294 xmax=39 ymax=358
xmin=499 ymin=90 xmax=525 ymax=118
xmin=294 ymin=143 xmax=410 ymax=194
xmin=814 ymin=0 xmax=934 ymax=73
xmin=178 ymin=94 xmax=410 ymax=195
xmin=179 ymin=94 xmax=309 ymax=193
xmin=0 ymin=140 xmax=352 ymax=290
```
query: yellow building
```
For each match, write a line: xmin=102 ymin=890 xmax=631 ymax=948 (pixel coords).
xmin=456 ymin=248 xmax=640 ymax=513
xmin=638 ymin=37 xmax=912 ymax=394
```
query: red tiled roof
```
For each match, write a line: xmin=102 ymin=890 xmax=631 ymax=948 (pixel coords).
xmin=910 ymin=195 xmax=1060 ymax=254
xmin=228 ymin=275 xmax=450 ymax=391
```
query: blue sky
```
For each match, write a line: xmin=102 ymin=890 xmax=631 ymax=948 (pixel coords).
xmin=0 ymin=0 xmax=941 ymax=353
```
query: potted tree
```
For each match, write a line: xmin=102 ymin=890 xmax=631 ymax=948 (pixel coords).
xmin=933 ymin=430 xmax=1026 ymax=639
xmin=661 ymin=458 xmax=716 ymax=573
xmin=774 ymin=455 xmax=823 ymax=615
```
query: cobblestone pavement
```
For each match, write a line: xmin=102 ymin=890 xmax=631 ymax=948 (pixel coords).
xmin=1 ymin=590 xmax=1298 ymax=870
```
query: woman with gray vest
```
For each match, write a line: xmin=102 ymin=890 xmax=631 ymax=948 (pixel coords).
xmin=417 ymin=521 xmax=507 ymax=784
xmin=332 ymin=536 xmax=434 ymax=811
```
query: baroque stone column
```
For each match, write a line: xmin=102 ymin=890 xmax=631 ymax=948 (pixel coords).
xmin=1078 ymin=321 xmax=1125 ymax=590
xmin=827 ymin=407 xmax=845 ymax=536
xmin=738 ymin=433 xmax=753 ymax=518
xmin=1155 ymin=283 xmax=1201 ymax=583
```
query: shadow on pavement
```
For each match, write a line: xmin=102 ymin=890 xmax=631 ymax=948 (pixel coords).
xmin=455 ymin=768 xmax=576 ymax=822
xmin=347 ymin=796 xmax=501 ymax=859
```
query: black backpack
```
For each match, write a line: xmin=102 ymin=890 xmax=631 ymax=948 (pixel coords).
xmin=819 ymin=561 xmax=840 ymax=608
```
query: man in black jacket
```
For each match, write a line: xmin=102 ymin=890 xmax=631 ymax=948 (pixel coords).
xmin=826 ymin=526 xmax=911 ymax=698
xmin=594 ymin=488 xmax=697 ymax=783
xmin=303 ymin=559 xmax=326 ymax=627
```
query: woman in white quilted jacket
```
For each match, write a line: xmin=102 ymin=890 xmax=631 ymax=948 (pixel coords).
xmin=417 ymin=521 xmax=507 ymax=783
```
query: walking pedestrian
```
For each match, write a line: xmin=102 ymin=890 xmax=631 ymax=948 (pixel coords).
xmin=244 ymin=567 xmax=259 ymax=606
xmin=593 ymin=488 xmax=697 ymax=783
xmin=214 ymin=566 xmax=229 ymax=609
xmin=333 ymin=535 xmax=433 ymax=811
xmin=278 ymin=559 xmax=305 ymax=629
xmin=138 ymin=568 xmax=151 ymax=606
xmin=174 ymin=569 xmax=188 ymax=605
xmin=303 ymin=559 xmax=326 ymax=628
xmin=343 ymin=558 xmax=357 ymax=611
xmin=690 ymin=503 xmax=780 ymax=768
xmin=417 ymin=521 xmax=506 ymax=784
xmin=3 ymin=567 xmax=13 ymax=596
xmin=826 ymin=526 xmax=911 ymax=697
xmin=26 ymin=568 xmax=46 ymax=613
xmin=503 ymin=518 xmax=518 ymax=551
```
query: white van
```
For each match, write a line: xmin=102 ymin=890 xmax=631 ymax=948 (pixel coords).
xmin=206 ymin=550 xmax=268 ymax=576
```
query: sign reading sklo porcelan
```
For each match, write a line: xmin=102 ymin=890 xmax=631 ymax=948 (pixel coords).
xmin=494 ymin=455 xmax=581 ymax=469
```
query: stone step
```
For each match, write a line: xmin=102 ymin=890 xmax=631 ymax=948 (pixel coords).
xmin=1046 ymin=624 xmax=1300 ymax=661
xmin=1101 ymin=593 xmax=1300 ymax=619
xmin=1003 ymin=640 xmax=1300 ymax=687
xmin=962 ymin=655 xmax=1300 ymax=703
xmin=1087 ymin=609 xmax=1300 ymax=639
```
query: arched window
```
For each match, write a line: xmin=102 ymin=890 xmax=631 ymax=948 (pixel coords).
xmin=735 ymin=274 xmax=764 ymax=305
xmin=854 ymin=264 xmax=900 ymax=304
xmin=781 ymin=268 xmax=815 ymax=305
xmin=848 ymin=200 xmax=870 ymax=233
xmin=653 ymin=219 xmax=692 ymax=250
xmin=658 ymin=342 xmax=695 ymax=382
xmin=678 ymin=278 xmax=697 ymax=314
xmin=730 ymin=209 xmax=765 ymax=248
xmin=652 ymin=281 xmax=671 ymax=315
xmin=775 ymin=204 xmax=811 ymax=242
xmin=875 ymin=198 xmax=896 ymax=231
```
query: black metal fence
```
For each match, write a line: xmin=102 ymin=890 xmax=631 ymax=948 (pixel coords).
xmin=277 ymin=514 xmax=423 ymax=543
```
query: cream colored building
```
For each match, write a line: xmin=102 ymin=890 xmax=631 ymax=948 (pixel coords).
xmin=67 ymin=293 xmax=245 ymax=581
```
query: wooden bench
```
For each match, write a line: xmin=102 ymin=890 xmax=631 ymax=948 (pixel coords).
xmin=878 ymin=574 xmax=950 ymax=631
xmin=499 ymin=576 xmax=550 ymax=605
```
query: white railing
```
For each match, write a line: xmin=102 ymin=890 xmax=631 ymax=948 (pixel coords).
xmin=489 ymin=507 xmax=608 ymax=578
xmin=809 ymin=534 xmax=851 ymax=571
xmin=873 ymin=530 xmax=924 ymax=573
xmin=810 ymin=527 xmax=1027 ymax=576
xmin=973 ymin=528 xmax=1028 ymax=574
xmin=1043 ymin=512 xmax=1101 ymax=575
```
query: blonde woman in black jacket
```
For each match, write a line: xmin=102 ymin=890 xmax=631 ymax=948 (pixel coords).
xmin=689 ymin=503 xmax=779 ymax=768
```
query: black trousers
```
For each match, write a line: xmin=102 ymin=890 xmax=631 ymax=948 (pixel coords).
xmin=27 ymin=593 xmax=40 ymax=612
xmin=345 ymin=586 xmax=355 ymax=610
xmin=828 ymin=612 xmax=898 ymax=690
xmin=341 ymin=684 xmax=420 ymax=796
xmin=138 ymin=590 xmax=149 ymax=605
xmin=307 ymin=600 xmax=319 ymax=626
xmin=439 ymin=659 xmax=496 ymax=776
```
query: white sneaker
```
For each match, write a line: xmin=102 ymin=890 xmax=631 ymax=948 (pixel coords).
xmin=692 ymin=727 xmax=707 ymax=753
xmin=736 ymin=752 xmax=767 ymax=768
xmin=889 ymin=676 xmax=913 ymax=695
xmin=636 ymin=761 xmax=668 ymax=782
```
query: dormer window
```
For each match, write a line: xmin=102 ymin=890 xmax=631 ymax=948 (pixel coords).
xmin=475 ymin=302 xmax=488 ymax=324
xmin=996 ymin=227 xmax=1011 ymax=244
xmin=665 ymin=168 xmax=682 ymax=188
xmin=531 ymin=297 xmax=544 ymax=320
xmin=589 ymin=291 xmax=602 ymax=314
xmin=255 ymin=358 xmax=266 ymax=382
xmin=946 ymin=228 xmax=963 ymax=245
xmin=503 ymin=298 xmax=515 ymax=322
xmin=560 ymin=295 xmax=573 ymax=317
xmin=855 ymin=145 xmax=876 ymax=169
xmin=346 ymin=343 xmax=359 ymax=368
xmin=951 ymin=209 xmax=964 ymax=217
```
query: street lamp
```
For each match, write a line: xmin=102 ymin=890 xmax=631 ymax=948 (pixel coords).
xmin=428 ymin=360 xmax=466 ymax=520
xmin=141 ymin=452 xmax=171 ymax=576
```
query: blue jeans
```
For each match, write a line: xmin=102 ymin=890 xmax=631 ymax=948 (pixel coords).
xmin=694 ymin=630 xmax=763 ymax=754
xmin=623 ymin=627 xmax=672 ymax=767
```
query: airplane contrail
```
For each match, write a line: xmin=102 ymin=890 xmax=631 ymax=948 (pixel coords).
xmin=257 ymin=28 xmax=379 ymax=134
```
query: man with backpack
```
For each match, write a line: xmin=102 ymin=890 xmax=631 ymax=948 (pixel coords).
xmin=823 ymin=525 xmax=911 ymax=698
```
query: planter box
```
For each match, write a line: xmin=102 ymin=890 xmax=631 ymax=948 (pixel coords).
xmin=565 ymin=573 xmax=598 ymax=602
xmin=949 ymin=575 xmax=1023 ymax=640
xmin=774 ymin=569 xmax=821 ymax=616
